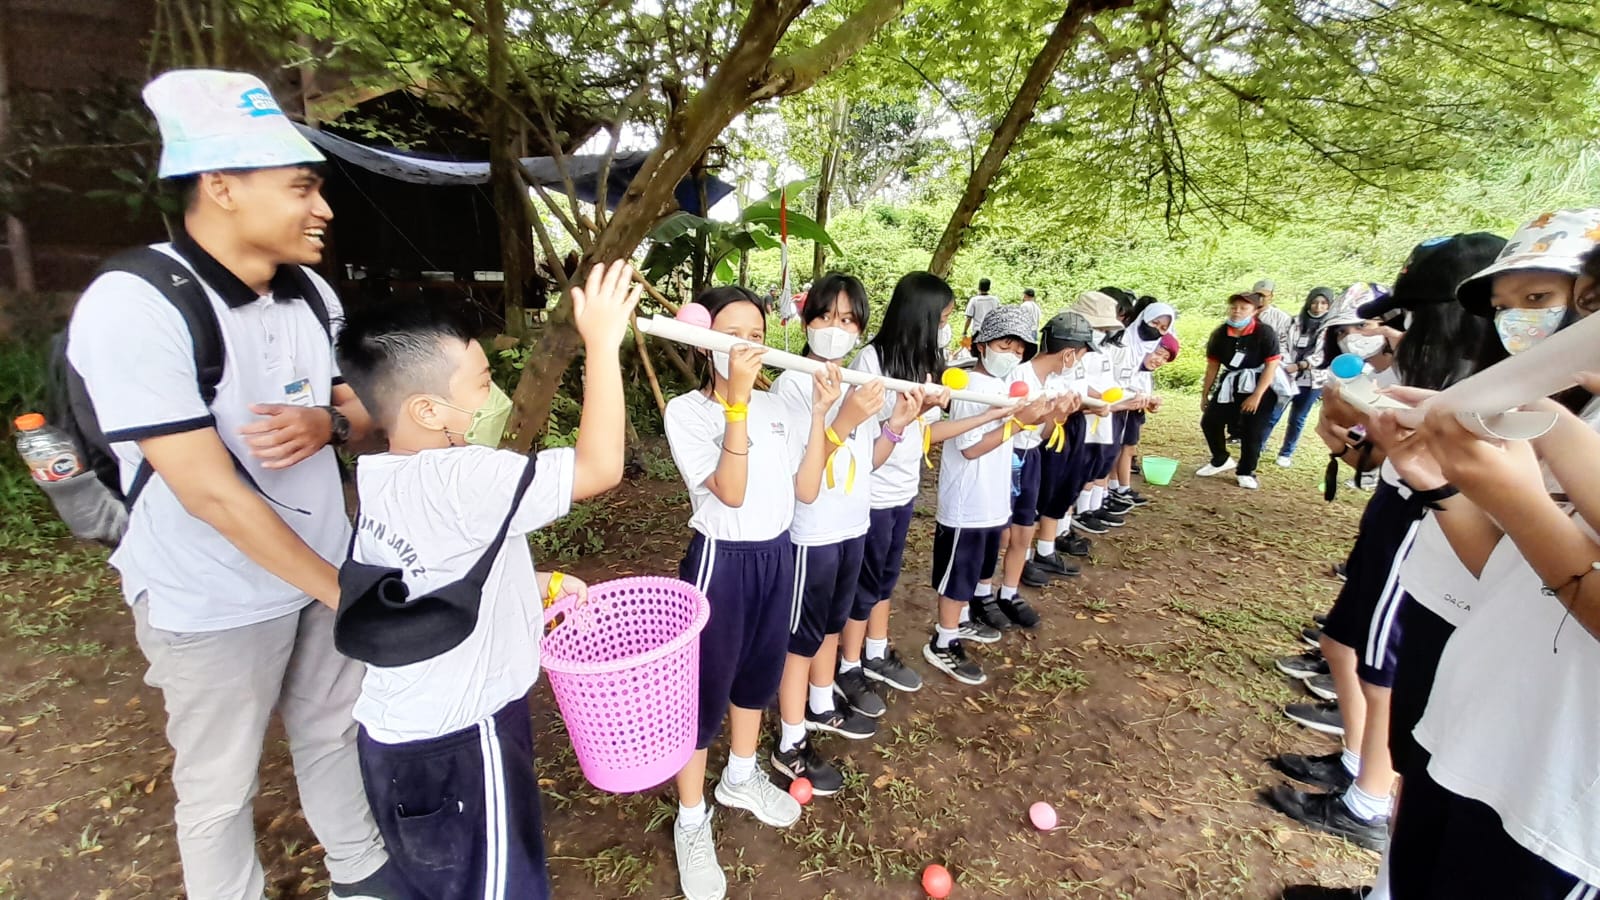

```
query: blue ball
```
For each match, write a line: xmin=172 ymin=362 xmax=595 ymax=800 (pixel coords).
xmin=1329 ymin=354 xmax=1365 ymax=380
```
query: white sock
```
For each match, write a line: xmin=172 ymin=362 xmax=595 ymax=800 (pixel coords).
xmin=677 ymin=798 xmax=709 ymax=832
xmin=1110 ymin=479 xmax=1122 ymax=491
xmin=839 ymin=655 xmax=862 ymax=673
xmin=973 ymin=583 xmax=993 ymax=598
xmin=1036 ymin=540 xmax=1055 ymax=558
xmin=1076 ymin=491 xmax=1094 ymax=515
xmin=723 ymin=752 xmax=757 ymax=787
xmin=1341 ymin=783 xmax=1391 ymax=823
xmin=1341 ymin=747 xmax=1361 ymax=778
xmin=865 ymin=637 xmax=888 ymax=661
xmin=999 ymin=585 xmax=1018 ymax=600
xmin=1091 ymin=486 xmax=1107 ymax=509
xmin=779 ymin=719 xmax=807 ymax=753
xmin=935 ymin=625 xmax=960 ymax=648
xmin=958 ymin=605 xmax=972 ymax=624
xmin=807 ymin=683 xmax=834 ymax=716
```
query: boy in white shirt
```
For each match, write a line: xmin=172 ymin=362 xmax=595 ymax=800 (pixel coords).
xmin=332 ymin=262 xmax=640 ymax=899
xmin=927 ymin=307 xmax=1051 ymax=686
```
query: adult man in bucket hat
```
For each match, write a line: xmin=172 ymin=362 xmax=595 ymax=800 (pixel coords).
xmin=65 ymin=70 xmax=398 ymax=899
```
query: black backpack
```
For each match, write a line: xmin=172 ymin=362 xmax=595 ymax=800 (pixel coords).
xmin=46 ymin=246 xmax=331 ymax=510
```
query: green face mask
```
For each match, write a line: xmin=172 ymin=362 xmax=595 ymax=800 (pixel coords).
xmin=440 ymin=383 xmax=512 ymax=447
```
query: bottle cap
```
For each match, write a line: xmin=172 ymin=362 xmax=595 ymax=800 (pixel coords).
xmin=14 ymin=413 xmax=45 ymax=431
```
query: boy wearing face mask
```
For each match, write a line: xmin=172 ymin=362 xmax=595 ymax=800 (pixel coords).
xmin=1065 ymin=291 xmax=1129 ymax=533
xmin=331 ymin=262 xmax=641 ymax=899
xmin=767 ymin=273 xmax=910 ymax=796
xmin=927 ymin=307 xmax=1053 ymax=684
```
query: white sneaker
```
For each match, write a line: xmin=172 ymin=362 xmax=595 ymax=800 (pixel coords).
xmin=1276 ymin=455 xmax=1294 ymax=468
xmin=1196 ymin=459 xmax=1237 ymax=477
xmin=675 ymin=811 xmax=727 ymax=900
xmin=714 ymin=768 xmax=801 ymax=827
xmin=1238 ymin=475 xmax=1260 ymax=490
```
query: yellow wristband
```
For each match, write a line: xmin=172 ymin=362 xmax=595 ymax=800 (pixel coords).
xmin=713 ymin=390 xmax=749 ymax=423
xmin=544 ymin=572 xmax=565 ymax=607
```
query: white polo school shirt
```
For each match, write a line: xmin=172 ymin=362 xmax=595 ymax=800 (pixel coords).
xmin=67 ymin=237 xmax=348 ymax=633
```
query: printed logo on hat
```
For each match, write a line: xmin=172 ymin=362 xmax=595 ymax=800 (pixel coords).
xmin=237 ymin=88 xmax=284 ymax=118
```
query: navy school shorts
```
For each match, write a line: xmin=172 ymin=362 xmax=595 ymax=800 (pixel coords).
xmin=852 ymin=501 xmax=916 ymax=620
xmin=1122 ymin=410 xmax=1146 ymax=447
xmin=931 ymin=523 xmax=1004 ymax=602
xmin=1011 ymin=446 xmax=1043 ymax=527
xmin=1320 ymin=481 xmax=1428 ymax=688
xmin=680 ymin=531 xmax=793 ymax=748
xmin=1038 ymin=414 xmax=1089 ymax=521
xmin=788 ymin=535 xmax=868 ymax=657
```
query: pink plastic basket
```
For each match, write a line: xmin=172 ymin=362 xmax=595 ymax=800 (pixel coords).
xmin=541 ymin=576 xmax=710 ymax=793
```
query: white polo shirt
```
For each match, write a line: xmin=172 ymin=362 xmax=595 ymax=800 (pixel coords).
xmin=67 ymin=239 xmax=348 ymax=633
xmin=937 ymin=370 xmax=1013 ymax=529
xmin=773 ymin=370 xmax=873 ymax=545
xmin=664 ymin=390 xmax=805 ymax=542
xmin=1082 ymin=337 xmax=1119 ymax=445
xmin=850 ymin=345 xmax=940 ymax=510
xmin=351 ymin=446 xmax=575 ymax=744
xmin=1010 ymin=362 xmax=1044 ymax=451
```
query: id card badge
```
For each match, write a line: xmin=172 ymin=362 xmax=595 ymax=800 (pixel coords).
xmin=282 ymin=377 xmax=316 ymax=408
xmin=1229 ymin=351 xmax=1246 ymax=368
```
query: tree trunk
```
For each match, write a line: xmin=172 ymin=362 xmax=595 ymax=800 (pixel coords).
xmin=928 ymin=0 xmax=1132 ymax=277
xmin=812 ymin=95 xmax=848 ymax=281
xmin=505 ymin=0 xmax=906 ymax=450
xmin=0 ymin=0 xmax=34 ymax=294
xmin=485 ymin=0 xmax=527 ymax=339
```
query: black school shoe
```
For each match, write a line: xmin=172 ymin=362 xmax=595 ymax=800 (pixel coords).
xmin=971 ymin=596 xmax=1017 ymax=632
xmin=833 ymin=667 xmax=887 ymax=719
xmin=1057 ymin=533 xmax=1093 ymax=557
xmin=1266 ymin=785 xmax=1388 ymax=852
xmin=1072 ymin=513 xmax=1109 ymax=535
xmin=770 ymin=738 xmax=845 ymax=796
xmin=996 ymin=595 xmax=1041 ymax=629
xmin=1272 ymin=751 xmax=1354 ymax=793
xmin=1030 ymin=552 xmax=1080 ymax=578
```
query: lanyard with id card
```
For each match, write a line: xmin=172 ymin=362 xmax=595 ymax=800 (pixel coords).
xmin=282 ymin=377 xmax=317 ymax=408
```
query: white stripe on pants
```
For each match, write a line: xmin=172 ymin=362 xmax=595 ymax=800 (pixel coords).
xmin=478 ymin=715 xmax=508 ymax=900
xmin=131 ymin=596 xmax=386 ymax=900
xmin=1365 ymin=520 xmax=1422 ymax=669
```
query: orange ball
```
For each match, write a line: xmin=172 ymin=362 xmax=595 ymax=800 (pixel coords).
xmin=922 ymin=863 xmax=953 ymax=898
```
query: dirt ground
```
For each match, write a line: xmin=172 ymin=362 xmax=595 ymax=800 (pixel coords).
xmin=0 ymin=393 xmax=1384 ymax=898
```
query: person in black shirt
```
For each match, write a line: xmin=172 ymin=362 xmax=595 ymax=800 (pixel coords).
xmin=1197 ymin=292 xmax=1282 ymax=488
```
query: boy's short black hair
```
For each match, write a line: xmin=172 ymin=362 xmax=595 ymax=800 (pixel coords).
xmin=979 ymin=278 xmax=991 ymax=292
xmin=336 ymin=301 xmax=475 ymax=427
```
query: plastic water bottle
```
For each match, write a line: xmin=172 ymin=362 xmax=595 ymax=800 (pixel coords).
xmin=14 ymin=414 xmax=84 ymax=483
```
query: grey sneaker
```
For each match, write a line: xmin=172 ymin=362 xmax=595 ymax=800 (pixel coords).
xmin=674 ymin=811 xmax=727 ymax=900
xmin=863 ymin=647 xmax=923 ymax=693
xmin=957 ymin=617 xmax=1003 ymax=644
xmin=834 ymin=666 xmax=888 ymax=718
xmin=714 ymin=769 xmax=801 ymax=828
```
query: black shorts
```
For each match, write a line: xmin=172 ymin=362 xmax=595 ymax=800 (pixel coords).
xmin=931 ymin=523 xmax=1004 ymax=602
xmin=788 ymin=535 xmax=868 ymax=656
xmin=1038 ymin=414 xmax=1089 ymax=521
xmin=1387 ymin=599 xmax=1455 ymax=777
xmin=1388 ymin=766 xmax=1591 ymax=899
xmin=1321 ymin=482 xmax=1427 ymax=688
xmin=358 ymin=697 xmax=549 ymax=900
xmin=1122 ymin=410 xmax=1146 ymax=447
xmin=1011 ymin=447 xmax=1043 ymax=527
xmin=852 ymin=502 xmax=915 ymax=620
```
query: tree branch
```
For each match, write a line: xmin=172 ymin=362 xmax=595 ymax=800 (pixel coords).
xmin=752 ymin=0 xmax=906 ymax=100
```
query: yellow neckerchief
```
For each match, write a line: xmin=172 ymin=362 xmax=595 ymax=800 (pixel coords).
xmin=824 ymin=426 xmax=856 ymax=493
xmin=711 ymin=390 xmax=747 ymax=422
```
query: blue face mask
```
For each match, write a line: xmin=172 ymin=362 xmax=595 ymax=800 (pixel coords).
xmin=1226 ymin=316 xmax=1253 ymax=329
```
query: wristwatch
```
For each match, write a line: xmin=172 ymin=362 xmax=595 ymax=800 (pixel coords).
xmin=323 ymin=405 xmax=352 ymax=446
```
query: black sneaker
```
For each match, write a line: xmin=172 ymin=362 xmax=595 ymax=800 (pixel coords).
xmin=805 ymin=702 xmax=877 ymax=740
xmin=1096 ymin=508 xmax=1127 ymax=528
xmin=996 ymin=595 xmax=1040 ymax=629
xmin=1121 ymin=489 xmax=1150 ymax=507
xmin=1305 ymin=673 xmax=1337 ymax=701
xmin=331 ymin=860 xmax=408 ymax=900
xmin=1332 ymin=563 xmax=1347 ymax=582
xmin=957 ymin=618 xmax=1003 ymax=644
xmin=1103 ymin=494 xmax=1135 ymax=514
xmin=1313 ymin=612 xmax=1330 ymax=627
xmin=833 ymin=667 xmax=887 ymax=718
xmin=863 ymin=648 xmax=923 ymax=692
xmin=1272 ymin=751 xmax=1354 ymax=793
xmin=922 ymin=637 xmax=986 ymax=685
xmin=971 ymin=597 xmax=1016 ymax=632
xmin=770 ymin=738 xmax=844 ymax=796
xmin=1031 ymin=551 xmax=1080 ymax=578
xmin=1072 ymin=513 xmax=1109 ymax=535
xmin=1301 ymin=626 xmax=1323 ymax=650
xmin=1284 ymin=701 xmax=1345 ymax=736
xmin=1275 ymin=651 xmax=1328 ymax=680
xmin=1019 ymin=562 xmax=1051 ymax=588
xmin=1057 ymin=534 xmax=1093 ymax=557
xmin=1266 ymin=785 xmax=1388 ymax=852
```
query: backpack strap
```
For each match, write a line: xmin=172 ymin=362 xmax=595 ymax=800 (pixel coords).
xmin=462 ymin=454 xmax=541 ymax=588
xmin=285 ymin=266 xmax=333 ymax=340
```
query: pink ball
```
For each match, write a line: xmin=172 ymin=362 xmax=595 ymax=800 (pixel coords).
xmin=675 ymin=304 xmax=712 ymax=329
xmin=789 ymin=777 xmax=813 ymax=805
xmin=1009 ymin=381 xmax=1030 ymax=398
xmin=1028 ymin=801 xmax=1057 ymax=831
xmin=921 ymin=864 xmax=953 ymax=898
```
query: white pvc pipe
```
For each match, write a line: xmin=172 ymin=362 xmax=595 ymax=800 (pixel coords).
xmin=636 ymin=314 xmax=1109 ymax=410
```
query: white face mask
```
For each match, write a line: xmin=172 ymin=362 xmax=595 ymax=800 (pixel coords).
xmin=711 ymin=350 xmax=731 ymax=380
xmin=806 ymin=325 xmax=858 ymax=361
xmin=983 ymin=349 xmax=1022 ymax=379
xmin=1339 ymin=334 xmax=1386 ymax=360
xmin=937 ymin=323 xmax=952 ymax=347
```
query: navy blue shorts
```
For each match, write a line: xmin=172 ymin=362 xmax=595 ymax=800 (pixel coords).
xmin=1389 ymin=767 xmax=1590 ymax=899
xmin=931 ymin=523 xmax=1004 ymax=602
xmin=1321 ymin=482 xmax=1427 ymax=688
xmin=680 ymin=532 xmax=794 ymax=748
xmin=1388 ymin=598 xmax=1454 ymax=777
xmin=1089 ymin=439 xmax=1120 ymax=482
xmin=1122 ymin=410 xmax=1146 ymax=447
xmin=358 ymin=696 xmax=549 ymax=900
xmin=788 ymin=535 xmax=868 ymax=656
xmin=1038 ymin=414 xmax=1089 ymax=521
xmin=1011 ymin=446 xmax=1043 ymax=527
xmin=853 ymin=502 xmax=915 ymax=620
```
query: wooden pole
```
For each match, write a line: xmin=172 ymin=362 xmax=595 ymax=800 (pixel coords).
xmin=0 ymin=0 xmax=36 ymax=293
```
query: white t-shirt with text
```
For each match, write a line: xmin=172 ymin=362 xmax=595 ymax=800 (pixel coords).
xmin=773 ymin=370 xmax=873 ymax=545
xmin=665 ymin=390 xmax=805 ymax=542
xmin=851 ymin=345 xmax=941 ymax=510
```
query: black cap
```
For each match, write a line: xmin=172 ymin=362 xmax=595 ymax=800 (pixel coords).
xmin=1359 ymin=233 xmax=1506 ymax=320
xmin=1041 ymin=311 xmax=1093 ymax=349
